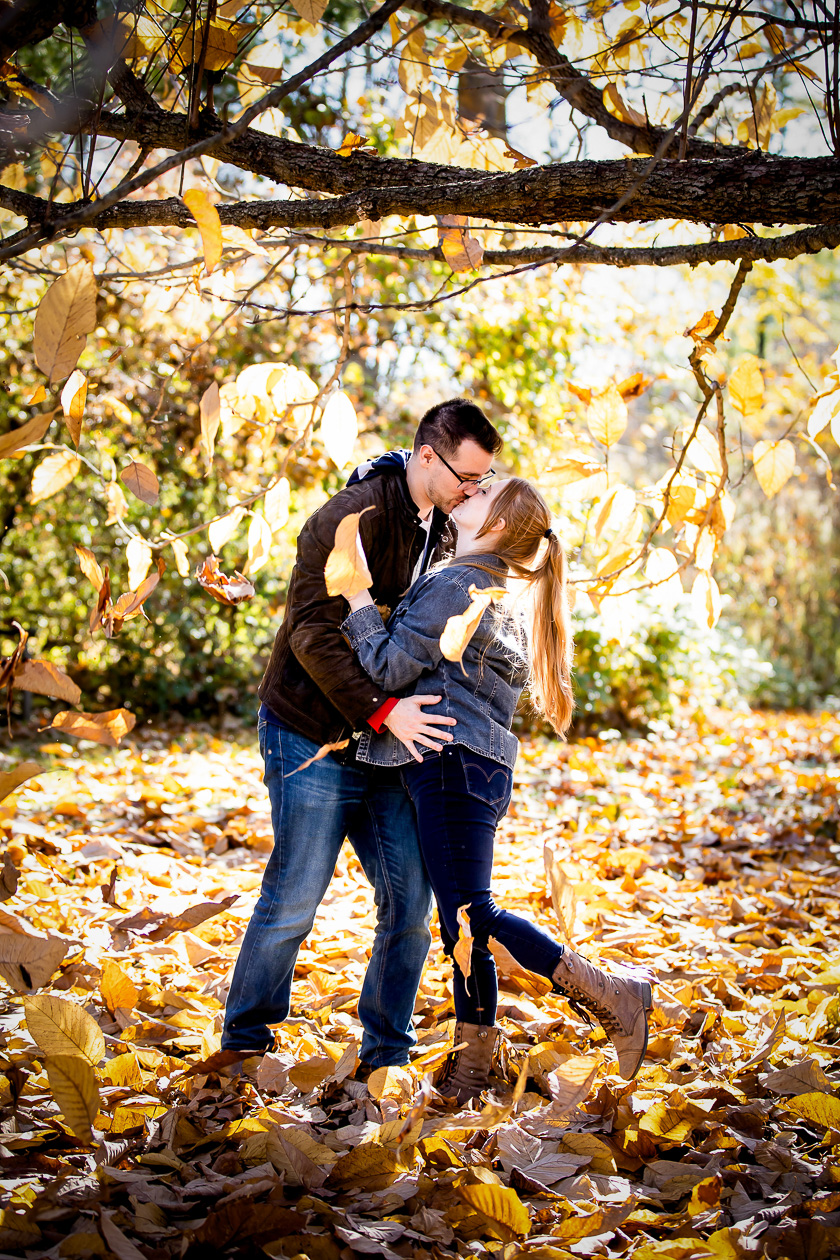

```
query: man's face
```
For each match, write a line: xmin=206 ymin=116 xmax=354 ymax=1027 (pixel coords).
xmin=417 ymin=439 xmax=496 ymax=514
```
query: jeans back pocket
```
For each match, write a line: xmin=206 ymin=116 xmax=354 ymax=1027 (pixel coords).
xmin=459 ymin=748 xmax=513 ymax=812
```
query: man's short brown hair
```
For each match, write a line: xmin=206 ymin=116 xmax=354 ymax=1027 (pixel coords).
xmin=413 ymin=398 xmax=503 ymax=460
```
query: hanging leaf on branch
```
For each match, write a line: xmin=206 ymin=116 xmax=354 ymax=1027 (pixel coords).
xmin=59 ymin=370 xmax=86 ymax=447
xmin=183 ymin=190 xmax=223 ymax=276
xmin=0 ymin=410 xmax=56 ymax=459
xmin=33 ymin=262 xmax=97 ymax=384
xmin=119 ymin=460 xmax=159 ymax=506
xmin=30 ymin=450 xmax=81 ymax=503
xmin=753 ymin=439 xmax=796 ymax=498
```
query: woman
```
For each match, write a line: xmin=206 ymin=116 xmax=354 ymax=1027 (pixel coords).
xmin=339 ymin=478 xmax=652 ymax=1102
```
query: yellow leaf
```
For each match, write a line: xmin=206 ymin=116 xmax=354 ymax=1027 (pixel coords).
xmin=208 ymin=506 xmax=246 ymax=551
xmin=639 ymin=1099 xmax=695 ymax=1145
xmin=319 ymin=391 xmax=358 ymax=469
xmin=336 ymin=132 xmax=376 ymax=157
xmin=264 ymin=477 xmax=290 ymax=532
xmin=685 ymin=310 xmax=717 ymax=342
xmin=679 ymin=423 xmax=722 ymax=479
xmin=244 ymin=511 xmax=272 ymax=576
xmin=440 ymin=584 xmax=507 ymax=671
xmin=74 ymin=544 xmax=104 ymax=591
xmin=289 ymin=0 xmax=327 ymax=23
xmin=0 ymin=761 xmax=43 ymax=804
xmin=594 ymin=485 xmax=635 ymax=538
xmin=100 ymin=960 xmax=138 ymax=1014
xmin=737 ymin=83 xmax=776 ymax=148
xmin=183 ymin=189 xmax=223 ymax=275
xmin=753 ymin=439 xmax=795 ymax=498
xmin=126 ymin=535 xmax=153 ymax=590
xmin=0 ymin=931 xmax=67 ymax=992
xmin=437 ymin=215 xmax=484 ymax=272
xmin=169 ymin=536 xmax=190 ymax=577
xmin=785 ymin=1091 xmax=840 ymax=1132
xmin=0 ymin=409 xmax=55 ymax=459
xmin=119 ymin=459 xmax=159 ymax=505
xmin=30 ymin=450 xmax=80 ymax=503
xmin=453 ymin=903 xmax=473 ymax=980
xmin=327 ymin=1142 xmax=399 ymax=1192
xmin=807 ymin=389 xmax=840 ymax=438
xmin=105 ymin=481 xmax=129 ymax=525
xmin=691 ymin=570 xmax=721 ymax=628
xmin=546 ymin=457 xmax=604 ymax=488
xmin=50 ymin=708 xmax=136 ymax=747
xmin=694 ymin=528 xmax=716 ymax=571
xmin=545 ymin=1054 xmax=601 ymax=1113
xmin=200 ymin=381 xmax=221 ymax=470
xmin=168 ymin=21 xmax=241 ymax=73
xmin=284 ymin=738 xmax=350 ymax=777
xmin=367 ymin=1066 xmax=415 ymax=1102
xmin=543 ymin=841 xmax=578 ymax=941
xmin=24 ymin=994 xmax=105 ymax=1064
xmin=102 ymin=1053 xmax=144 ymax=1088
xmin=60 ymin=369 xmax=86 ymax=446
xmin=324 ymin=507 xmax=374 ymax=599
xmin=729 ymin=356 xmax=764 ymax=416
xmin=44 ymin=1055 xmax=99 ymax=1143
xmin=559 ymin=1132 xmax=617 ymax=1174
xmin=687 ymin=1174 xmax=722 ymax=1215
xmin=33 ymin=261 xmax=97 ymax=383
xmin=587 ymin=384 xmax=627 ymax=447
xmin=602 ymin=78 xmax=646 ymax=127
xmin=456 ymin=1183 xmax=530 ymax=1240
xmin=645 ymin=547 xmax=683 ymax=612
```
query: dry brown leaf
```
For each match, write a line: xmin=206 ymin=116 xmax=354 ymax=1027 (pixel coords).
xmin=544 ymin=1054 xmax=601 ymax=1114
xmin=0 ymin=932 xmax=68 ymax=992
xmin=50 ymin=708 xmax=136 ymax=746
xmin=44 ymin=1055 xmax=99 ymax=1143
xmin=33 ymin=261 xmax=97 ymax=383
xmin=24 ymin=994 xmax=105 ymax=1063
xmin=437 ymin=214 xmax=484 ymax=272
xmin=119 ymin=460 xmax=159 ymax=505
xmin=195 ymin=555 xmax=256 ymax=605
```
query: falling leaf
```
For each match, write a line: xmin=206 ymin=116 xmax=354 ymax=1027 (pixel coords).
xmin=587 ymin=384 xmax=627 ymax=447
xmin=0 ymin=761 xmax=43 ymax=804
xmin=24 ymin=993 xmax=105 ymax=1064
xmin=30 ymin=450 xmax=81 ymax=503
xmin=12 ymin=660 xmax=81 ymax=705
xmin=200 ymin=382 xmax=221 ymax=471
xmin=729 ymin=356 xmax=764 ymax=416
xmin=324 ymin=507 xmax=375 ymax=599
xmin=753 ymin=439 xmax=795 ymax=498
xmin=183 ymin=189 xmax=223 ymax=276
xmin=264 ymin=477 xmax=290 ymax=532
xmin=320 ymin=391 xmax=358 ymax=469
xmin=49 ymin=709 xmax=136 ymax=746
xmin=44 ymin=1055 xmax=99 ymax=1143
xmin=543 ymin=842 xmax=578 ymax=941
xmin=119 ymin=460 xmax=159 ymax=505
xmin=196 ymin=555 xmax=255 ymax=605
xmin=33 ymin=261 xmax=97 ymax=383
xmin=453 ymin=904 xmax=473 ymax=980
xmin=284 ymin=738 xmax=350 ymax=777
xmin=0 ymin=409 xmax=55 ymax=459
xmin=440 ymin=584 xmax=507 ymax=671
xmin=59 ymin=369 xmax=86 ymax=446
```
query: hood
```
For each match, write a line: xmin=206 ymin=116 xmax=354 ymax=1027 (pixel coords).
xmin=346 ymin=448 xmax=412 ymax=486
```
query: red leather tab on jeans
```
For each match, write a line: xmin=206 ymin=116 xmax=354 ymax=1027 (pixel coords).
xmin=368 ymin=697 xmax=399 ymax=733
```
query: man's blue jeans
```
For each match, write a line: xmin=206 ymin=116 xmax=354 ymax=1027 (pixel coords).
xmin=222 ymin=718 xmax=433 ymax=1065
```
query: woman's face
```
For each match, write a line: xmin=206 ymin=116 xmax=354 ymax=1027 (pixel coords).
xmin=449 ymin=478 xmax=509 ymax=536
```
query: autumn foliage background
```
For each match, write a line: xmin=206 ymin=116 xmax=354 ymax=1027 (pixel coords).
xmin=1 ymin=0 xmax=840 ymax=1255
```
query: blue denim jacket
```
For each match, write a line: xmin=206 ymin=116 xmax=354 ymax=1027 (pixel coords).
xmin=340 ymin=555 xmax=529 ymax=769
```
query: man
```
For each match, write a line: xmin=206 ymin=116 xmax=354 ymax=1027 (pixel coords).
xmin=222 ymin=398 xmax=503 ymax=1068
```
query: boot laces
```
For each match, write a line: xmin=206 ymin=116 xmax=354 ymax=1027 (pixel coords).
xmin=556 ymin=978 xmax=624 ymax=1037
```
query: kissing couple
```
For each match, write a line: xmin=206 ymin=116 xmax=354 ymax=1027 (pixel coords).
xmin=222 ymin=398 xmax=652 ymax=1101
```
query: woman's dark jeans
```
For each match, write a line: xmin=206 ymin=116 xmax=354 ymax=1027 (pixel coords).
xmin=403 ymin=745 xmax=565 ymax=1026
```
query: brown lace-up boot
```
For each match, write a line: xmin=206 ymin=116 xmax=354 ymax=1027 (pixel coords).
xmin=436 ymin=1022 xmax=500 ymax=1104
xmin=551 ymin=948 xmax=652 ymax=1079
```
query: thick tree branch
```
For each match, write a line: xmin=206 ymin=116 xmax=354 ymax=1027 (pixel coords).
xmin=0 ymin=0 xmax=96 ymax=60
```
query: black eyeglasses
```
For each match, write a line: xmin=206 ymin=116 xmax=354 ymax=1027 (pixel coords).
xmin=430 ymin=446 xmax=496 ymax=487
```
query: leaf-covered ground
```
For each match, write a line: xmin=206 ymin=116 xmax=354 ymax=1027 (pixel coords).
xmin=0 ymin=710 xmax=838 ymax=1259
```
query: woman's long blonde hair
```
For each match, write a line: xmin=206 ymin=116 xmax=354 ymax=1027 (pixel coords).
xmin=468 ymin=478 xmax=574 ymax=736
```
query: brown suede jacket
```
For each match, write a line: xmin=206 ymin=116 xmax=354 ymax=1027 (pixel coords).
xmin=258 ymin=456 xmax=453 ymax=746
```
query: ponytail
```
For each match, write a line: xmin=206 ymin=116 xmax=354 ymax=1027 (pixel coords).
xmin=461 ymin=478 xmax=574 ymax=736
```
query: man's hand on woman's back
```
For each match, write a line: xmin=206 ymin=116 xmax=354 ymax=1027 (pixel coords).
xmin=383 ymin=696 xmax=456 ymax=763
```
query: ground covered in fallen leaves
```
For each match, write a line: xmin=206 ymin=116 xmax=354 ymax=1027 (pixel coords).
xmin=0 ymin=709 xmax=839 ymax=1260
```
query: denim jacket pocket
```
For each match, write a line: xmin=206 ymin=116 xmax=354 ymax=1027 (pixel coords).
xmin=458 ymin=748 xmax=513 ymax=810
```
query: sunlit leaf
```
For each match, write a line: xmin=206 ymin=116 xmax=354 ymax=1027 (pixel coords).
xmin=0 ymin=932 xmax=68 ymax=993
xmin=50 ymin=709 xmax=136 ymax=747
xmin=101 ymin=960 xmax=139 ymax=1014
xmin=264 ymin=477 xmax=290 ymax=532
xmin=729 ymin=356 xmax=764 ymax=416
xmin=456 ymin=1183 xmax=530 ymax=1240
xmin=183 ymin=190 xmax=223 ymax=276
xmin=691 ymin=569 xmax=721 ymax=628
xmin=33 ymin=261 xmax=97 ymax=384
xmin=244 ymin=512 xmax=272 ymax=576
xmin=12 ymin=660 xmax=81 ymax=705
xmin=0 ymin=761 xmax=43 ymax=804
xmin=437 ymin=215 xmax=484 ymax=272
xmin=126 ymin=536 xmax=153 ymax=590
xmin=209 ymin=506 xmax=246 ymax=551
xmin=324 ymin=508 xmax=374 ymax=599
xmin=440 ymin=583 xmax=507 ymax=671
xmin=30 ymin=450 xmax=80 ymax=503
xmin=587 ymin=385 xmax=627 ymax=447
xmin=120 ymin=460 xmax=159 ymax=505
xmin=200 ymin=382 xmax=221 ymax=471
xmin=44 ymin=1055 xmax=99 ymax=1143
xmin=320 ymin=392 xmax=358 ymax=469
xmin=753 ymin=439 xmax=795 ymax=498
xmin=195 ymin=555 xmax=255 ymax=605
xmin=0 ymin=409 xmax=54 ymax=459
xmin=24 ymin=994 xmax=105 ymax=1064
xmin=59 ymin=369 xmax=86 ymax=447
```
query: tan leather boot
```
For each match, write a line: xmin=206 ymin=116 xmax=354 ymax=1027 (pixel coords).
xmin=551 ymin=948 xmax=652 ymax=1080
xmin=437 ymin=1022 xmax=500 ymax=1104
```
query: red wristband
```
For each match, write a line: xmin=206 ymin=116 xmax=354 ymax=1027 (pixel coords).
xmin=367 ymin=697 xmax=399 ymax=733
